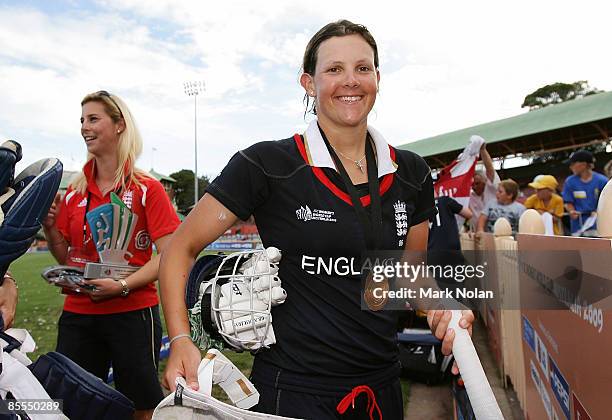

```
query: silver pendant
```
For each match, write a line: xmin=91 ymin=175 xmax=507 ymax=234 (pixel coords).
xmin=356 ymin=161 xmax=364 ymax=173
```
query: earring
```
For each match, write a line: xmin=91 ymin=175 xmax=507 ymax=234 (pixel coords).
xmin=117 ymin=130 xmax=121 ymax=134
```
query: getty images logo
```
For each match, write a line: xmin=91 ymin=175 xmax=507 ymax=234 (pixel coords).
xmin=296 ymin=205 xmax=313 ymax=221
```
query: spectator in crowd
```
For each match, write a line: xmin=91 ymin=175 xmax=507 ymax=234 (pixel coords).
xmin=0 ymin=270 xmax=18 ymax=329
xmin=477 ymin=179 xmax=525 ymax=234
xmin=562 ymin=150 xmax=608 ymax=237
xmin=525 ymin=175 xmax=564 ymax=235
xmin=429 ymin=196 xmax=472 ymax=259
xmin=428 ymin=196 xmax=472 ymax=287
xmin=43 ymin=91 xmax=180 ymax=420
xmin=469 ymin=143 xmax=499 ymax=231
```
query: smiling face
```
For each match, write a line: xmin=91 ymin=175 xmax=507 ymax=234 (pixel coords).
xmin=300 ymin=34 xmax=379 ymax=130
xmin=80 ymin=101 xmax=124 ymax=157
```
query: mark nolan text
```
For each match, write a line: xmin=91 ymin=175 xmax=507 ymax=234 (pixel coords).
xmin=372 ymin=287 xmax=493 ymax=300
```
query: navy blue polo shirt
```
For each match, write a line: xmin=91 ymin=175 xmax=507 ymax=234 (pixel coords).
xmin=428 ymin=196 xmax=463 ymax=252
xmin=428 ymin=196 xmax=466 ymax=284
xmin=206 ymin=120 xmax=436 ymax=392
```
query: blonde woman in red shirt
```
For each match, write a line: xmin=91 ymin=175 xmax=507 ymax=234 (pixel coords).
xmin=43 ymin=91 xmax=180 ymax=420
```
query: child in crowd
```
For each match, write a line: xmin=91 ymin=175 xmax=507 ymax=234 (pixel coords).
xmin=477 ymin=179 xmax=525 ymax=233
xmin=525 ymin=175 xmax=564 ymax=235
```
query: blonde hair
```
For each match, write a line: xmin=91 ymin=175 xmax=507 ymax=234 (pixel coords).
xmin=71 ymin=91 xmax=150 ymax=194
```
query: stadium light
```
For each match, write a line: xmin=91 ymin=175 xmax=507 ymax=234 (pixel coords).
xmin=183 ymin=80 xmax=205 ymax=207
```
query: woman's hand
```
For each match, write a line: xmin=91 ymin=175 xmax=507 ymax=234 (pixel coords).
xmin=0 ymin=274 xmax=18 ymax=328
xmin=42 ymin=193 xmax=62 ymax=230
xmin=82 ymin=278 xmax=122 ymax=301
xmin=427 ymin=309 xmax=475 ymax=375
xmin=162 ymin=338 xmax=202 ymax=392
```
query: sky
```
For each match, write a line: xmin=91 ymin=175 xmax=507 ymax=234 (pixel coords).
xmin=2 ymin=0 xmax=612 ymax=179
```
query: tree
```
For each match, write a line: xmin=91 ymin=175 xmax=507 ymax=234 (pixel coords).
xmin=521 ymin=81 xmax=603 ymax=110
xmin=169 ymin=169 xmax=210 ymax=213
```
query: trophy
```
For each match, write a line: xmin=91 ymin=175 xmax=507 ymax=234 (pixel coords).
xmin=83 ymin=192 xmax=139 ymax=280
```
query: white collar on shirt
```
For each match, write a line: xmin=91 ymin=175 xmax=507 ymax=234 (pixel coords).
xmin=302 ymin=119 xmax=397 ymax=178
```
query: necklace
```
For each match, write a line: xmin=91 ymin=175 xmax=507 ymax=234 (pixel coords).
xmin=330 ymin=145 xmax=366 ymax=173
xmin=97 ymin=181 xmax=115 ymax=194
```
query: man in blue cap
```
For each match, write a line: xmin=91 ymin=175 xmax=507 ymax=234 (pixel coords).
xmin=562 ymin=150 xmax=608 ymax=236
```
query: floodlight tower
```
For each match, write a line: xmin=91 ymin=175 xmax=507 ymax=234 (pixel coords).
xmin=183 ymin=80 xmax=205 ymax=206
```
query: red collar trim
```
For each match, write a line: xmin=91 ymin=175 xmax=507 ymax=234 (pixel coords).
xmin=293 ymin=134 xmax=395 ymax=206
xmin=83 ymin=159 xmax=103 ymax=197
xmin=83 ymin=159 xmax=134 ymax=197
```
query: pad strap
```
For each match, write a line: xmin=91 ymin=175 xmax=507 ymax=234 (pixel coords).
xmin=0 ymin=188 xmax=15 ymax=224
xmin=196 ymin=349 xmax=260 ymax=409
xmin=0 ymin=329 xmax=61 ymax=419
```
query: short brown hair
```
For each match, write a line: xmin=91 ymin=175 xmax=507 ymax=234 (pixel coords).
xmin=301 ymin=20 xmax=379 ymax=115
xmin=499 ymin=179 xmax=519 ymax=201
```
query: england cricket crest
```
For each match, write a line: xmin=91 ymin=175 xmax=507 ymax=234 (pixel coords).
xmin=394 ymin=200 xmax=408 ymax=246
xmin=83 ymin=192 xmax=139 ymax=279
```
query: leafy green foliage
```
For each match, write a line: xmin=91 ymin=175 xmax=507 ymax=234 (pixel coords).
xmin=169 ymin=169 xmax=210 ymax=214
xmin=522 ymin=81 xmax=603 ymax=110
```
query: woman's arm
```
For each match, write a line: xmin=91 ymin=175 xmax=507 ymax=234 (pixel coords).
xmin=159 ymin=193 xmax=239 ymax=391
xmin=459 ymin=206 xmax=473 ymax=220
xmin=44 ymin=227 xmax=68 ymax=264
xmin=43 ymin=193 xmax=68 ymax=264
xmin=403 ymin=221 xmax=474 ymax=372
xmin=479 ymin=144 xmax=496 ymax=184
xmin=476 ymin=213 xmax=487 ymax=232
xmin=405 ymin=219 xmax=428 ymax=251
xmin=0 ymin=271 xmax=18 ymax=328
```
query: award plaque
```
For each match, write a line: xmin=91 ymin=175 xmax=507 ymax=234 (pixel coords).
xmin=83 ymin=192 xmax=139 ymax=280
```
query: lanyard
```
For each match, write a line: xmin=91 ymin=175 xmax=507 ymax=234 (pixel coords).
xmin=82 ymin=191 xmax=92 ymax=246
xmin=318 ymin=125 xmax=383 ymax=250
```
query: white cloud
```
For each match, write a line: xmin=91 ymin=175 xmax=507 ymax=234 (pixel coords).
xmin=2 ymin=0 xmax=612 ymax=179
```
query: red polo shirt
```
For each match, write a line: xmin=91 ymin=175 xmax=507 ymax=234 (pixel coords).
xmin=56 ymin=160 xmax=180 ymax=314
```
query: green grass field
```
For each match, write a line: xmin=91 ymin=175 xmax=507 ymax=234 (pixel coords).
xmin=10 ymin=251 xmax=408 ymax=408
xmin=9 ymin=252 xmax=65 ymax=360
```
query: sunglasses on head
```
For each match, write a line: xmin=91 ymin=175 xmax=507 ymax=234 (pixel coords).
xmin=96 ymin=90 xmax=124 ymax=118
